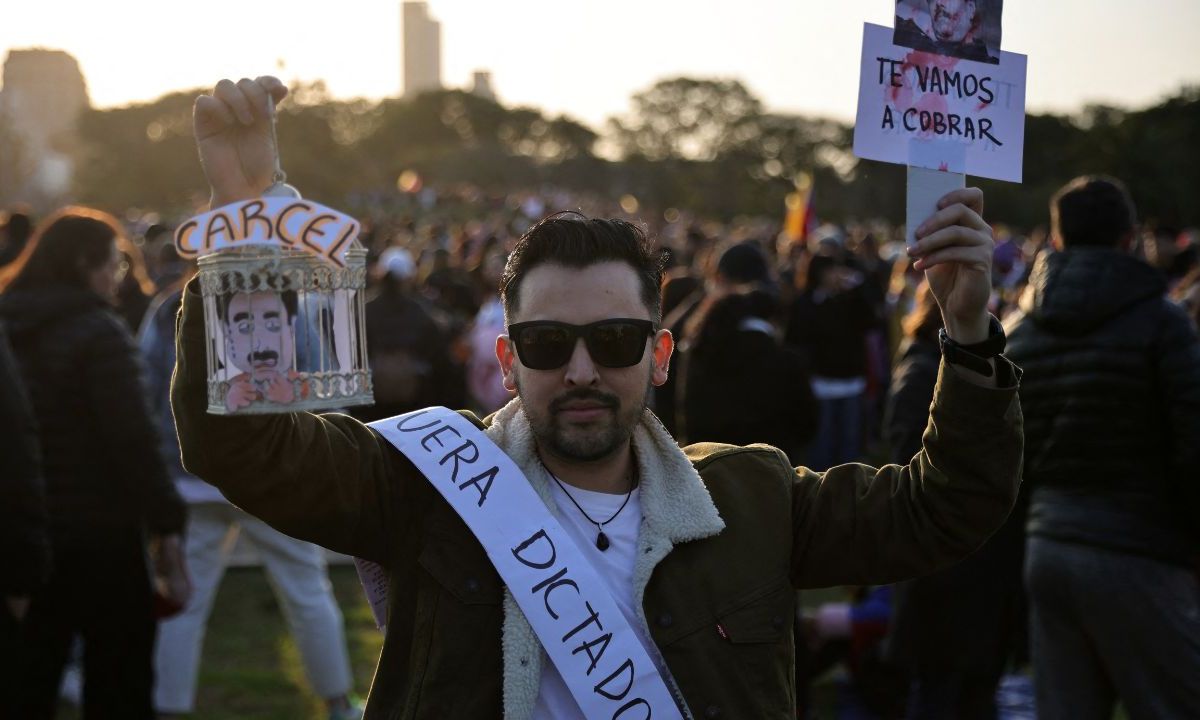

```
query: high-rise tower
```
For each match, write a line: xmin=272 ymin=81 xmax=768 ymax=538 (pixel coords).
xmin=402 ymin=2 xmax=442 ymax=97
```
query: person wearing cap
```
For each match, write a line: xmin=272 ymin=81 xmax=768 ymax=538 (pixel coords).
xmin=786 ymin=248 xmax=879 ymax=471
xmin=352 ymin=245 xmax=464 ymax=423
xmin=655 ymin=240 xmax=776 ymax=435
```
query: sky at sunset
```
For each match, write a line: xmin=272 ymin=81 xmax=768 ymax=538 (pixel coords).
xmin=3 ymin=0 xmax=1198 ymax=127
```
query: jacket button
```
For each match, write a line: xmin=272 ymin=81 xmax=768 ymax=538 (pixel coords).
xmin=657 ymin=613 xmax=673 ymax=628
xmin=705 ymin=705 xmax=721 ymax=718
xmin=465 ymin=579 xmax=480 ymax=592
xmin=771 ymin=615 xmax=784 ymax=629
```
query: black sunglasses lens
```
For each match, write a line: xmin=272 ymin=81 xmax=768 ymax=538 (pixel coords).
xmin=587 ymin=322 xmax=649 ymax=367
xmin=517 ymin=325 xmax=575 ymax=369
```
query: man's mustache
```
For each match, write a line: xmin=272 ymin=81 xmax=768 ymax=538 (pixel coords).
xmin=550 ymin=389 xmax=619 ymax=413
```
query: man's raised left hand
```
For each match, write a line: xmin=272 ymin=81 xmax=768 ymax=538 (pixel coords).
xmin=908 ymin=187 xmax=995 ymax=345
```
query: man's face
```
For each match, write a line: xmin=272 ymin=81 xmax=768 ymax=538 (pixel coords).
xmin=929 ymin=0 xmax=976 ymax=43
xmin=497 ymin=262 xmax=673 ymax=463
xmin=225 ymin=291 xmax=296 ymax=380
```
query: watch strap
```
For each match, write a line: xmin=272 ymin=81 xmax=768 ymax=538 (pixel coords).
xmin=939 ymin=314 xmax=1006 ymax=376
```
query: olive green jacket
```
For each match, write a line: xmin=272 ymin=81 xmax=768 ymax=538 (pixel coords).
xmin=172 ymin=285 xmax=1023 ymax=719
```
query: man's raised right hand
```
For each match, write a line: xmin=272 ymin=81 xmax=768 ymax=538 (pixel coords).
xmin=193 ymin=76 xmax=288 ymax=208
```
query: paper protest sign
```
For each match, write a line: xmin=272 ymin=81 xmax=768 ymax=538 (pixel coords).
xmin=853 ymin=22 xmax=1027 ymax=182
xmin=174 ymin=198 xmax=361 ymax=267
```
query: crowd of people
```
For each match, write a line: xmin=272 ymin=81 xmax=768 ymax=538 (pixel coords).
xmin=1 ymin=162 xmax=1198 ymax=719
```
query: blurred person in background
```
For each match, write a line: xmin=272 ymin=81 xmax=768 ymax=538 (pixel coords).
xmin=796 ymin=585 xmax=906 ymax=719
xmin=655 ymin=238 xmax=769 ymax=434
xmin=884 ymin=281 xmax=1028 ymax=719
xmin=352 ymin=246 xmax=465 ymax=423
xmin=0 ymin=318 xmax=50 ymax=718
xmin=786 ymin=247 xmax=877 ymax=470
xmin=676 ymin=281 xmax=816 ymax=464
xmin=0 ymin=207 xmax=190 ymax=719
xmin=466 ymin=247 xmax=514 ymax=414
xmin=113 ymin=230 xmax=158 ymax=332
xmin=138 ymin=276 xmax=364 ymax=720
xmin=0 ymin=207 xmax=34 ymax=268
xmin=1171 ymin=266 xmax=1200 ymax=329
xmin=1007 ymin=176 xmax=1200 ymax=719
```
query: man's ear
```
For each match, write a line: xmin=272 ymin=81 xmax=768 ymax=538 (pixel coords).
xmin=496 ymin=334 xmax=518 ymax=392
xmin=650 ymin=329 xmax=674 ymax=387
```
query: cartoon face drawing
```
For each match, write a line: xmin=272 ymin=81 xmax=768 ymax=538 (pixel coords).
xmin=223 ymin=291 xmax=297 ymax=379
xmin=219 ymin=291 xmax=303 ymax=411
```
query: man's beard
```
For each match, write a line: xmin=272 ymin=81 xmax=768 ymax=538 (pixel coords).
xmin=520 ymin=382 xmax=652 ymax=463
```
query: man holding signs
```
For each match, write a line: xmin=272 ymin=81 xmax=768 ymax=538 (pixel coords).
xmin=172 ymin=76 xmax=1021 ymax=718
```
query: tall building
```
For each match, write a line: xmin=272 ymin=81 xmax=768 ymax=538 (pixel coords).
xmin=470 ymin=71 xmax=496 ymax=102
xmin=402 ymin=2 xmax=442 ymax=97
xmin=0 ymin=48 xmax=90 ymax=204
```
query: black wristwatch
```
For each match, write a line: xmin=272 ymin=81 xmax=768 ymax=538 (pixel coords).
xmin=939 ymin=314 xmax=1006 ymax=377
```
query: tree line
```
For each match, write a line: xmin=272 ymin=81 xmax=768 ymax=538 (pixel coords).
xmin=69 ymin=77 xmax=1200 ymax=231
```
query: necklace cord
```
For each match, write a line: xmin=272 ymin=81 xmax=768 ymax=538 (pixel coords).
xmin=549 ymin=471 xmax=633 ymax=530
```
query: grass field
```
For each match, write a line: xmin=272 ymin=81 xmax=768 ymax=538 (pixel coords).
xmin=52 ymin=567 xmax=1064 ymax=720
xmin=50 ymin=566 xmax=842 ymax=719
xmin=58 ymin=565 xmax=383 ymax=720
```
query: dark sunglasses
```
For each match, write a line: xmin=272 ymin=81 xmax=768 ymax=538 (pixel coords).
xmin=507 ymin=318 xmax=657 ymax=370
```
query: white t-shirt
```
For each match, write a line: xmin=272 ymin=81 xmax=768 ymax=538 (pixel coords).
xmin=531 ymin=482 xmax=666 ymax=719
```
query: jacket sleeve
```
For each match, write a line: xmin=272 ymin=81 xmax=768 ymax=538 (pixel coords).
xmin=1155 ymin=304 xmax=1200 ymax=515
xmin=171 ymin=279 xmax=416 ymax=565
xmin=0 ymin=322 xmax=50 ymax=595
xmin=84 ymin=313 xmax=187 ymax=536
xmin=790 ymin=357 xmax=1023 ymax=588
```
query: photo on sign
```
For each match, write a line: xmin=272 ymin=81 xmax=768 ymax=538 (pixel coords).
xmin=206 ymin=288 xmax=361 ymax=412
xmin=894 ymin=0 xmax=1002 ymax=65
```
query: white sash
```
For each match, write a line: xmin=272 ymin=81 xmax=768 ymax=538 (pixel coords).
xmin=361 ymin=407 xmax=684 ymax=720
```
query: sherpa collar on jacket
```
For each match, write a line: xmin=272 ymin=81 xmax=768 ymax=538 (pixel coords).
xmin=482 ymin=398 xmax=726 ymax=720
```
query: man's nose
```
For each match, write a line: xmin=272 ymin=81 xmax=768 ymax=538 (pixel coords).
xmin=563 ymin=338 xmax=600 ymax=387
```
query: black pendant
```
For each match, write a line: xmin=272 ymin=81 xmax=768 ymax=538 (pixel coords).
xmin=596 ymin=531 xmax=610 ymax=551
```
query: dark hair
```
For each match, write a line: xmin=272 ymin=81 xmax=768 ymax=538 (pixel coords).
xmin=0 ymin=206 xmax=123 ymax=294
xmin=716 ymin=241 xmax=770 ymax=285
xmin=217 ymin=290 xmax=299 ymax=323
xmin=1051 ymin=176 xmax=1137 ymax=249
xmin=901 ymin=280 xmax=944 ymax=343
xmin=500 ymin=212 xmax=665 ymax=323
xmin=1 ymin=210 xmax=33 ymax=250
xmin=803 ymin=254 xmax=837 ymax=294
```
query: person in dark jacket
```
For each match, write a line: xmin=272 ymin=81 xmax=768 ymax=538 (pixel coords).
xmin=786 ymin=252 xmax=878 ymax=470
xmin=677 ymin=288 xmax=816 ymax=464
xmin=351 ymin=246 xmax=465 ymax=423
xmin=884 ymin=281 xmax=1028 ymax=719
xmin=0 ymin=207 xmax=190 ymax=720
xmin=0 ymin=319 xmax=49 ymax=717
xmin=654 ymin=239 xmax=771 ymax=435
xmin=1006 ymin=176 xmax=1200 ymax=719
